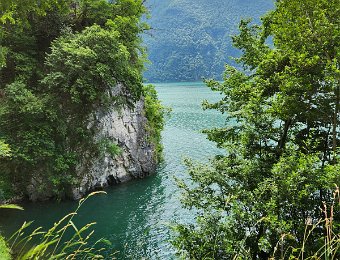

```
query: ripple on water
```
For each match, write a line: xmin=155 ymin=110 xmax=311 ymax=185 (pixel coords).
xmin=0 ymin=82 xmax=226 ymax=259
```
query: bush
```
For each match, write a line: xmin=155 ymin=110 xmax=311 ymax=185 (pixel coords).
xmin=143 ymin=84 xmax=168 ymax=162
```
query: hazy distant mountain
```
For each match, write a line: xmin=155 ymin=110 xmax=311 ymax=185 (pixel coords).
xmin=143 ymin=0 xmax=274 ymax=82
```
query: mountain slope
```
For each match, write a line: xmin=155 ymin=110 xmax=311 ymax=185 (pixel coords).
xmin=143 ymin=0 xmax=274 ymax=82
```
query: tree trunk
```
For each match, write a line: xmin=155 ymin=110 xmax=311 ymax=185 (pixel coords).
xmin=277 ymin=119 xmax=291 ymax=157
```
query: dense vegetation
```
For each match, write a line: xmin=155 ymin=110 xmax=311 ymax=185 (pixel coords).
xmin=173 ymin=0 xmax=340 ymax=258
xmin=0 ymin=0 xmax=154 ymax=201
xmin=143 ymin=84 xmax=167 ymax=161
xmin=0 ymin=235 xmax=10 ymax=260
xmin=143 ymin=0 xmax=273 ymax=82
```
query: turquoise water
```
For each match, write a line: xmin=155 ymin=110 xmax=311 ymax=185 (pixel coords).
xmin=0 ymin=82 xmax=225 ymax=259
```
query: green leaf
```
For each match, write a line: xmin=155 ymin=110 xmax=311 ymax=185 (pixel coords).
xmin=0 ymin=204 xmax=24 ymax=210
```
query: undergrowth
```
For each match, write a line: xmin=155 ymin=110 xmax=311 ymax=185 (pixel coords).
xmin=0 ymin=191 xmax=113 ymax=260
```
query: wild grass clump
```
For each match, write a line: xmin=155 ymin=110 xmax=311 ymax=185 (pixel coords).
xmin=2 ymin=191 xmax=113 ymax=260
xmin=271 ymin=186 xmax=340 ymax=260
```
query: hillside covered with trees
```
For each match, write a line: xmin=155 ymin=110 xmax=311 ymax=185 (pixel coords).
xmin=143 ymin=0 xmax=274 ymax=82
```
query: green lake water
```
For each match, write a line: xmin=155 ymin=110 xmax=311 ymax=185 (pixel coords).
xmin=0 ymin=82 xmax=225 ymax=259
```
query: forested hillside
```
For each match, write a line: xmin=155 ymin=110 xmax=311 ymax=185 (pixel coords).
xmin=0 ymin=0 xmax=164 ymax=201
xmin=143 ymin=0 xmax=274 ymax=82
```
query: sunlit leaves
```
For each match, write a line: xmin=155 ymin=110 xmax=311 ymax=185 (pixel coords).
xmin=0 ymin=0 xmax=148 ymax=200
xmin=174 ymin=0 xmax=340 ymax=258
xmin=0 ymin=141 xmax=10 ymax=158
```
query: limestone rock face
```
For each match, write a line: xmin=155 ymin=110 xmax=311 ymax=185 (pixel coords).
xmin=26 ymin=84 xmax=157 ymax=201
xmin=72 ymin=87 xmax=157 ymax=199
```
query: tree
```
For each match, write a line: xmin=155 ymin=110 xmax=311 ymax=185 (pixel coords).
xmin=0 ymin=0 xmax=150 ymax=200
xmin=173 ymin=0 xmax=340 ymax=258
xmin=0 ymin=0 xmax=71 ymax=67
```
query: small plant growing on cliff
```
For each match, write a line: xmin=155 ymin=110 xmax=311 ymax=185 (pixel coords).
xmin=98 ymin=139 xmax=123 ymax=158
xmin=106 ymin=143 xmax=123 ymax=158
xmin=143 ymin=84 xmax=168 ymax=162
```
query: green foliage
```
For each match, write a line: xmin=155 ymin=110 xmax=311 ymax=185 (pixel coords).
xmin=0 ymin=204 xmax=23 ymax=210
xmin=173 ymin=0 xmax=340 ymax=258
xmin=143 ymin=84 xmax=167 ymax=162
xmin=0 ymin=0 xmax=69 ymax=25
xmin=106 ymin=143 xmax=123 ymax=158
xmin=0 ymin=202 xmax=24 ymax=260
xmin=143 ymin=0 xmax=273 ymax=82
xmin=43 ymin=24 xmax=141 ymax=105
xmin=98 ymin=139 xmax=122 ymax=158
xmin=0 ymin=235 xmax=11 ymax=260
xmin=0 ymin=0 xmax=70 ymax=68
xmin=0 ymin=0 xmax=150 ymax=200
xmin=268 ymin=187 xmax=340 ymax=260
xmin=0 ymin=141 xmax=12 ymax=200
xmin=0 ymin=141 xmax=10 ymax=158
xmin=2 ymin=191 xmax=112 ymax=259
xmin=0 ymin=178 xmax=12 ymax=202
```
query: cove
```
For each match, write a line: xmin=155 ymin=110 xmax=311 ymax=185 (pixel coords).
xmin=0 ymin=82 xmax=225 ymax=259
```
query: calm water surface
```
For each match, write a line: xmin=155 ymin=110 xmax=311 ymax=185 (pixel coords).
xmin=0 ymin=82 xmax=225 ymax=259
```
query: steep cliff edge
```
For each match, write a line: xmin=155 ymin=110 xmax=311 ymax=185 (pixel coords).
xmin=0 ymin=0 xmax=157 ymax=202
xmin=26 ymin=84 xmax=163 ymax=201
xmin=72 ymin=86 xmax=157 ymax=199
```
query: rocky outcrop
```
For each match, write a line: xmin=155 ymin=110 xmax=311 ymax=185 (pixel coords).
xmin=26 ymin=84 xmax=157 ymax=201
xmin=72 ymin=85 xmax=157 ymax=199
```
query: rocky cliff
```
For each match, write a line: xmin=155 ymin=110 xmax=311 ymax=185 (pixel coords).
xmin=73 ymin=93 xmax=157 ymax=199
xmin=27 ymin=84 xmax=158 ymax=201
xmin=73 ymin=83 xmax=158 ymax=199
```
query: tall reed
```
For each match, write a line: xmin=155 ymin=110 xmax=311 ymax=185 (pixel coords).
xmin=272 ymin=186 xmax=340 ymax=260
xmin=2 ymin=191 xmax=114 ymax=260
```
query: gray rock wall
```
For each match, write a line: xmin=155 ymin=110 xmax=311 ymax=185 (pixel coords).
xmin=27 ymin=84 xmax=157 ymax=201
xmin=72 ymin=87 xmax=157 ymax=199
